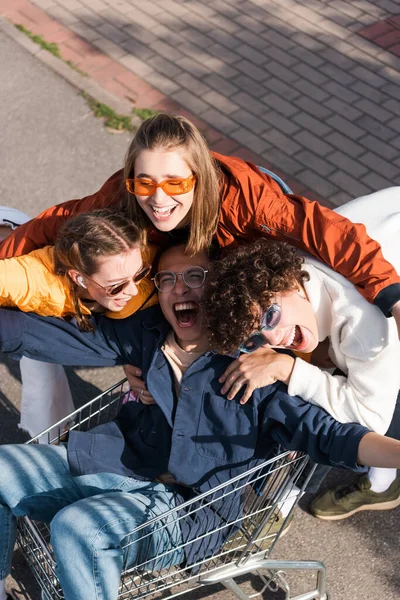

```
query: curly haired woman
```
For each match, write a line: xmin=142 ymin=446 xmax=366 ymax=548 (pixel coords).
xmin=203 ymin=187 xmax=400 ymax=521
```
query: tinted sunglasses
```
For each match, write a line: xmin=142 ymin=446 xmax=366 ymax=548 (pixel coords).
xmin=238 ymin=304 xmax=281 ymax=354
xmin=126 ymin=174 xmax=196 ymax=197
xmin=86 ymin=264 xmax=151 ymax=297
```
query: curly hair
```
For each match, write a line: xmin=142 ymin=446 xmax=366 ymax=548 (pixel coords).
xmin=202 ymin=239 xmax=309 ymax=354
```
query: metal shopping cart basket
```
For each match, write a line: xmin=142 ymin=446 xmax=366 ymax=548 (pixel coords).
xmin=16 ymin=379 xmax=327 ymax=600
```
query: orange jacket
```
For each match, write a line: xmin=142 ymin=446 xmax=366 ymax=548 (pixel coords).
xmin=2 ymin=153 xmax=399 ymax=315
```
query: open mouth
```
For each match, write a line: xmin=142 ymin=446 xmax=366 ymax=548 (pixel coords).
xmin=173 ymin=301 xmax=199 ymax=328
xmin=150 ymin=205 xmax=178 ymax=220
xmin=285 ymin=325 xmax=304 ymax=349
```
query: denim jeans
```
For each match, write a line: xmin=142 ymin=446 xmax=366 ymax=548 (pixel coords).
xmin=0 ymin=444 xmax=183 ymax=600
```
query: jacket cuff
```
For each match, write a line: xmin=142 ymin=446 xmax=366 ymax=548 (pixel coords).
xmin=374 ymin=283 xmax=400 ymax=317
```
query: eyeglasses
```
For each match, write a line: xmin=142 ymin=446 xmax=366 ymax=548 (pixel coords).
xmin=153 ymin=266 xmax=208 ymax=293
xmin=126 ymin=174 xmax=196 ymax=197
xmin=85 ymin=264 xmax=151 ymax=297
xmin=238 ymin=304 xmax=281 ymax=354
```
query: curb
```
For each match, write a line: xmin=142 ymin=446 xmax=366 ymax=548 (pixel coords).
xmin=0 ymin=17 xmax=137 ymax=120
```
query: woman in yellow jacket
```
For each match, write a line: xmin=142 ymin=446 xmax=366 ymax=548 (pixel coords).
xmin=0 ymin=208 xmax=157 ymax=440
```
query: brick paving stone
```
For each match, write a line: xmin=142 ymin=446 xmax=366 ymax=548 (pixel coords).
xmin=329 ymin=170 xmax=372 ymax=198
xmin=294 ymin=150 xmax=337 ymax=177
xmin=175 ymin=73 xmax=212 ymax=97
xmin=261 ymin=77 xmax=301 ymax=102
xmin=211 ymin=13 xmax=241 ymax=34
xmin=296 ymin=169 xmax=340 ymax=199
xmin=119 ymin=54 xmax=154 ymax=77
xmin=387 ymin=116 xmax=400 ymax=133
xmin=202 ymin=74 xmax=239 ymax=97
xmin=324 ymin=132 xmax=366 ymax=157
xmin=235 ymin=44 xmax=268 ymax=66
xmin=203 ymin=56 xmax=239 ymax=79
xmin=360 ymin=152 xmax=400 ymax=180
xmin=147 ymin=55 xmax=182 ymax=79
xmin=171 ymin=88 xmax=209 ymax=113
xmin=263 ymin=45 xmax=299 ymax=68
xmin=208 ymin=27 xmax=242 ymax=50
xmin=95 ymin=21 xmax=128 ymax=44
xmin=291 ymin=31 xmax=325 ymax=52
xmin=263 ymin=60 xmax=300 ymax=84
xmin=326 ymin=114 xmax=365 ymax=139
xmin=379 ymin=65 xmax=400 ymax=84
xmin=329 ymin=191 xmax=353 ymax=206
xmin=293 ymin=113 xmax=332 ymax=137
xmin=232 ymin=91 xmax=267 ymax=116
xmin=351 ymin=65 xmax=388 ymax=87
xmin=68 ymin=21 xmax=100 ymax=42
xmin=293 ymin=130 xmax=334 ymax=157
xmin=363 ymin=171 xmax=399 ymax=190
xmin=326 ymin=150 xmax=369 ymax=179
xmin=207 ymin=42 xmax=240 ymax=65
xmin=201 ymin=90 xmax=239 ymax=114
xmin=356 ymin=115 xmax=397 ymax=141
xmin=46 ymin=5 xmax=79 ymax=25
xmin=382 ymin=98 xmax=400 ymax=116
xmin=235 ymin=29 xmax=269 ymax=51
xmin=180 ymin=27 xmax=214 ymax=50
xmin=230 ymin=128 xmax=272 ymax=155
xmin=262 ymin=129 xmax=302 ymax=155
xmin=351 ymin=80 xmax=387 ymax=103
xmin=381 ymin=82 xmax=400 ymax=101
xmin=359 ymin=134 xmax=399 ymax=161
xmin=294 ymin=96 xmax=333 ymax=120
xmin=234 ymin=14 xmax=266 ymax=34
xmin=200 ymin=108 xmax=239 ymax=135
xmin=291 ymin=78 xmax=329 ymax=103
xmin=262 ymin=111 xmax=301 ymax=137
xmin=292 ymin=62 xmax=329 ymax=85
xmin=231 ymin=109 xmax=269 ymax=135
xmin=263 ymin=93 xmax=299 ymax=118
xmin=323 ymin=98 xmax=362 ymax=122
xmin=235 ymin=59 xmax=268 ymax=81
xmin=320 ymin=62 xmax=356 ymax=86
xmin=324 ymin=80 xmax=360 ymax=104
xmin=211 ymin=137 xmax=241 ymax=155
xmin=261 ymin=28 xmax=297 ymax=51
xmin=288 ymin=46 xmax=326 ymax=68
xmin=175 ymin=56 xmax=210 ymax=78
xmin=355 ymin=98 xmax=394 ymax=123
xmin=318 ymin=47 xmax=357 ymax=70
xmin=91 ymin=34 xmax=126 ymax=59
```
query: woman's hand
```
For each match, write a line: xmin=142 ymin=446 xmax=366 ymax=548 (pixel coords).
xmin=123 ymin=364 xmax=156 ymax=405
xmin=219 ymin=347 xmax=295 ymax=404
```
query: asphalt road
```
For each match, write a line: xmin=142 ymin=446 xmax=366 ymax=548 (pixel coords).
xmin=0 ymin=26 xmax=399 ymax=600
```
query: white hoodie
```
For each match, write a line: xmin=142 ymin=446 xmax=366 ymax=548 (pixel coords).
xmin=288 ymin=187 xmax=400 ymax=434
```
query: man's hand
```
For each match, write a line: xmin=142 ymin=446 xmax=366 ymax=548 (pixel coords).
xmin=219 ymin=347 xmax=295 ymax=405
xmin=123 ymin=364 xmax=156 ymax=405
xmin=391 ymin=300 xmax=400 ymax=339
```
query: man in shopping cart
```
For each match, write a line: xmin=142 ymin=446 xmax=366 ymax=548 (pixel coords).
xmin=0 ymin=243 xmax=399 ymax=600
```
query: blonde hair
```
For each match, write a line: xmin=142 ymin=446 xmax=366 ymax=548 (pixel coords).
xmin=121 ymin=113 xmax=221 ymax=255
xmin=54 ymin=209 xmax=142 ymax=331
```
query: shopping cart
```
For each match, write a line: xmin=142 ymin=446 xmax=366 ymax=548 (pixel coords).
xmin=16 ymin=379 xmax=327 ymax=600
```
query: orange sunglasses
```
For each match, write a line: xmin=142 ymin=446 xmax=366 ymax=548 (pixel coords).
xmin=126 ymin=174 xmax=196 ymax=197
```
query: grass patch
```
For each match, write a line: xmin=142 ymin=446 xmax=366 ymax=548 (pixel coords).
xmin=15 ymin=24 xmax=87 ymax=75
xmin=16 ymin=24 xmax=61 ymax=57
xmin=132 ymin=107 xmax=159 ymax=120
xmin=82 ymin=92 xmax=135 ymax=131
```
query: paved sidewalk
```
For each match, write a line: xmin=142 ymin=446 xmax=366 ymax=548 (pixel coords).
xmin=2 ymin=0 xmax=400 ymax=207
